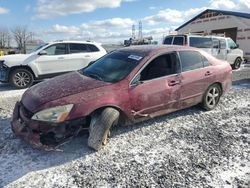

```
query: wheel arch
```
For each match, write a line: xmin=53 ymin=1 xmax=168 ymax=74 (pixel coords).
xmin=90 ymin=105 xmax=130 ymax=126
xmin=210 ymin=82 xmax=223 ymax=94
xmin=9 ymin=65 xmax=36 ymax=80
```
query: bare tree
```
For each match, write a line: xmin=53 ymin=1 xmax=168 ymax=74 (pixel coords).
xmin=0 ymin=27 xmax=10 ymax=48
xmin=11 ymin=26 xmax=31 ymax=53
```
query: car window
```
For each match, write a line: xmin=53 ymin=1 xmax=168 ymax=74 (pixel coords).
xmin=219 ymin=39 xmax=226 ymax=49
xmin=189 ymin=37 xmax=212 ymax=48
xmin=179 ymin=51 xmax=204 ymax=72
xmin=44 ymin=44 xmax=66 ymax=55
xmin=82 ymin=51 xmax=144 ymax=83
xmin=163 ymin=37 xmax=173 ymax=45
xmin=87 ymin=44 xmax=100 ymax=52
xmin=202 ymin=55 xmax=211 ymax=67
xmin=227 ymin=38 xmax=237 ymax=49
xmin=140 ymin=53 xmax=179 ymax=81
xmin=212 ymin=38 xmax=219 ymax=49
xmin=69 ymin=43 xmax=88 ymax=53
xmin=173 ymin=37 xmax=184 ymax=45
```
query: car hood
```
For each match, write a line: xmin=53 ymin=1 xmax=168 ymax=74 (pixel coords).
xmin=0 ymin=54 xmax=31 ymax=65
xmin=22 ymin=71 xmax=111 ymax=112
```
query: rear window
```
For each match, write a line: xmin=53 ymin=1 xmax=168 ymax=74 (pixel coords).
xmin=173 ymin=37 xmax=184 ymax=45
xmin=163 ymin=37 xmax=173 ymax=44
xmin=189 ymin=37 xmax=212 ymax=48
xmin=179 ymin=51 xmax=204 ymax=72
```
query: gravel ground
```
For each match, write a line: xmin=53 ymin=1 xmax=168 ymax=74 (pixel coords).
xmin=0 ymin=67 xmax=250 ymax=188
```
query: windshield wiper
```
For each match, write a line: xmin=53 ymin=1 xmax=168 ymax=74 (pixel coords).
xmin=86 ymin=72 xmax=103 ymax=81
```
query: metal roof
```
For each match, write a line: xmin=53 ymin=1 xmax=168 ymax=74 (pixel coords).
xmin=175 ymin=9 xmax=250 ymax=31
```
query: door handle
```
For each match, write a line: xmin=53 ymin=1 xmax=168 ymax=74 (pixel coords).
xmin=168 ymin=80 xmax=181 ymax=86
xmin=205 ymin=71 xmax=212 ymax=76
xmin=58 ymin=57 xmax=65 ymax=60
xmin=84 ymin=55 xmax=91 ymax=58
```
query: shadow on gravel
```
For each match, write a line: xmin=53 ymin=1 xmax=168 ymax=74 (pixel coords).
xmin=0 ymin=83 xmax=13 ymax=91
xmin=112 ymin=105 xmax=204 ymax=138
xmin=232 ymin=78 xmax=250 ymax=87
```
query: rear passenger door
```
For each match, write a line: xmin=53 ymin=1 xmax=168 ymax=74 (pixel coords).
xmin=179 ymin=50 xmax=214 ymax=109
xmin=68 ymin=43 xmax=100 ymax=70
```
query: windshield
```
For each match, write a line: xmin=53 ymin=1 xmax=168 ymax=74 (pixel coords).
xmin=29 ymin=43 xmax=49 ymax=54
xmin=227 ymin=38 xmax=237 ymax=49
xmin=81 ymin=51 xmax=144 ymax=83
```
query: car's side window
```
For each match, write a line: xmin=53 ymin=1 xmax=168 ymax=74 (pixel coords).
xmin=69 ymin=43 xmax=88 ymax=53
xmin=202 ymin=55 xmax=211 ymax=67
xmin=179 ymin=51 xmax=204 ymax=72
xmin=140 ymin=53 xmax=179 ymax=81
xmin=212 ymin=38 xmax=219 ymax=49
xmin=163 ymin=37 xmax=173 ymax=45
xmin=44 ymin=44 xmax=66 ymax=55
xmin=87 ymin=44 xmax=100 ymax=52
xmin=173 ymin=37 xmax=184 ymax=45
xmin=219 ymin=39 xmax=226 ymax=49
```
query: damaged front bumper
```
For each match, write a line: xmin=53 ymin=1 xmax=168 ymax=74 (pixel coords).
xmin=11 ymin=102 xmax=88 ymax=151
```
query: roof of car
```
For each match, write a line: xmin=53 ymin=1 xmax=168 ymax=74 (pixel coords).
xmin=48 ymin=40 xmax=101 ymax=45
xmin=119 ymin=45 xmax=196 ymax=54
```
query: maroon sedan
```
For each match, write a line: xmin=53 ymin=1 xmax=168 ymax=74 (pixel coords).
xmin=11 ymin=45 xmax=232 ymax=151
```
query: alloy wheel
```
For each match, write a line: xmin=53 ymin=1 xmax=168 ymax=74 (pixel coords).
xmin=13 ymin=72 xmax=31 ymax=87
xmin=206 ymin=87 xmax=220 ymax=109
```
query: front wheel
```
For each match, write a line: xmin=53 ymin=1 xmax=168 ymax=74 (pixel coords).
xmin=232 ymin=57 xmax=242 ymax=70
xmin=201 ymin=84 xmax=222 ymax=111
xmin=88 ymin=108 xmax=120 ymax=151
xmin=10 ymin=68 xmax=34 ymax=89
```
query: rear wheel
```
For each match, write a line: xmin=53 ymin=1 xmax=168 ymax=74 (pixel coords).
xmin=88 ymin=107 xmax=120 ymax=151
xmin=10 ymin=68 xmax=34 ymax=89
xmin=201 ymin=84 xmax=221 ymax=111
xmin=232 ymin=57 xmax=242 ymax=70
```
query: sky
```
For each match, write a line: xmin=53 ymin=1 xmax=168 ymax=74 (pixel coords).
xmin=0 ymin=0 xmax=250 ymax=44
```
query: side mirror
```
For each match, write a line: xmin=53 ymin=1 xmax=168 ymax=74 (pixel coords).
xmin=130 ymin=74 xmax=143 ymax=87
xmin=236 ymin=44 xmax=239 ymax=48
xmin=38 ymin=50 xmax=47 ymax=55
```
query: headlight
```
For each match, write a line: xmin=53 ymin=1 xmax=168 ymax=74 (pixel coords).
xmin=31 ymin=104 xmax=74 ymax=123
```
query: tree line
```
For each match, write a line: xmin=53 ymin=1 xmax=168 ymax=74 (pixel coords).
xmin=0 ymin=25 xmax=33 ymax=54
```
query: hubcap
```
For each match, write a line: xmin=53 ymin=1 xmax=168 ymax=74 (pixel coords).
xmin=206 ymin=87 xmax=220 ymax=108
xmin=14 ymin=72 xmax=30 ymax=87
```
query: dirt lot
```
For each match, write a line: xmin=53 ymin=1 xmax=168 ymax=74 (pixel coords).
xmin=0 ymin=67 xmax=249 ymax=188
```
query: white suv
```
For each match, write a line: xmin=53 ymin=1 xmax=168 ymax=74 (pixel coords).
xmin=0 ymin=41 xmax=107 ymax=88
xmin=163 ymin=34 xmax=243 ymax=69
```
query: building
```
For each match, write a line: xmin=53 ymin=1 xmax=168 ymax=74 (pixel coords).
xmin=175 ymin=9 xmax=250 ymax=60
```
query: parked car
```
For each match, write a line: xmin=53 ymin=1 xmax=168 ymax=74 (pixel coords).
xmin=0 ymin=41 xmax=107 ymax=89
xmin=163 ymin=34 xmax=243 ymax=69
xmin=11 ymin=45 xmax=232 ymax=151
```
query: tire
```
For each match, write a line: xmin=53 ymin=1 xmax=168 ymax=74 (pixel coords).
xmin=10 ymin=68 xmax=34 ymax=89
xmin=232 ymin=57 xmax=242 ymax=70
xmin=201 ymin=84 xmax=222 ymax=111
xmin=88 ymin=107 xmax=120 ymax=151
